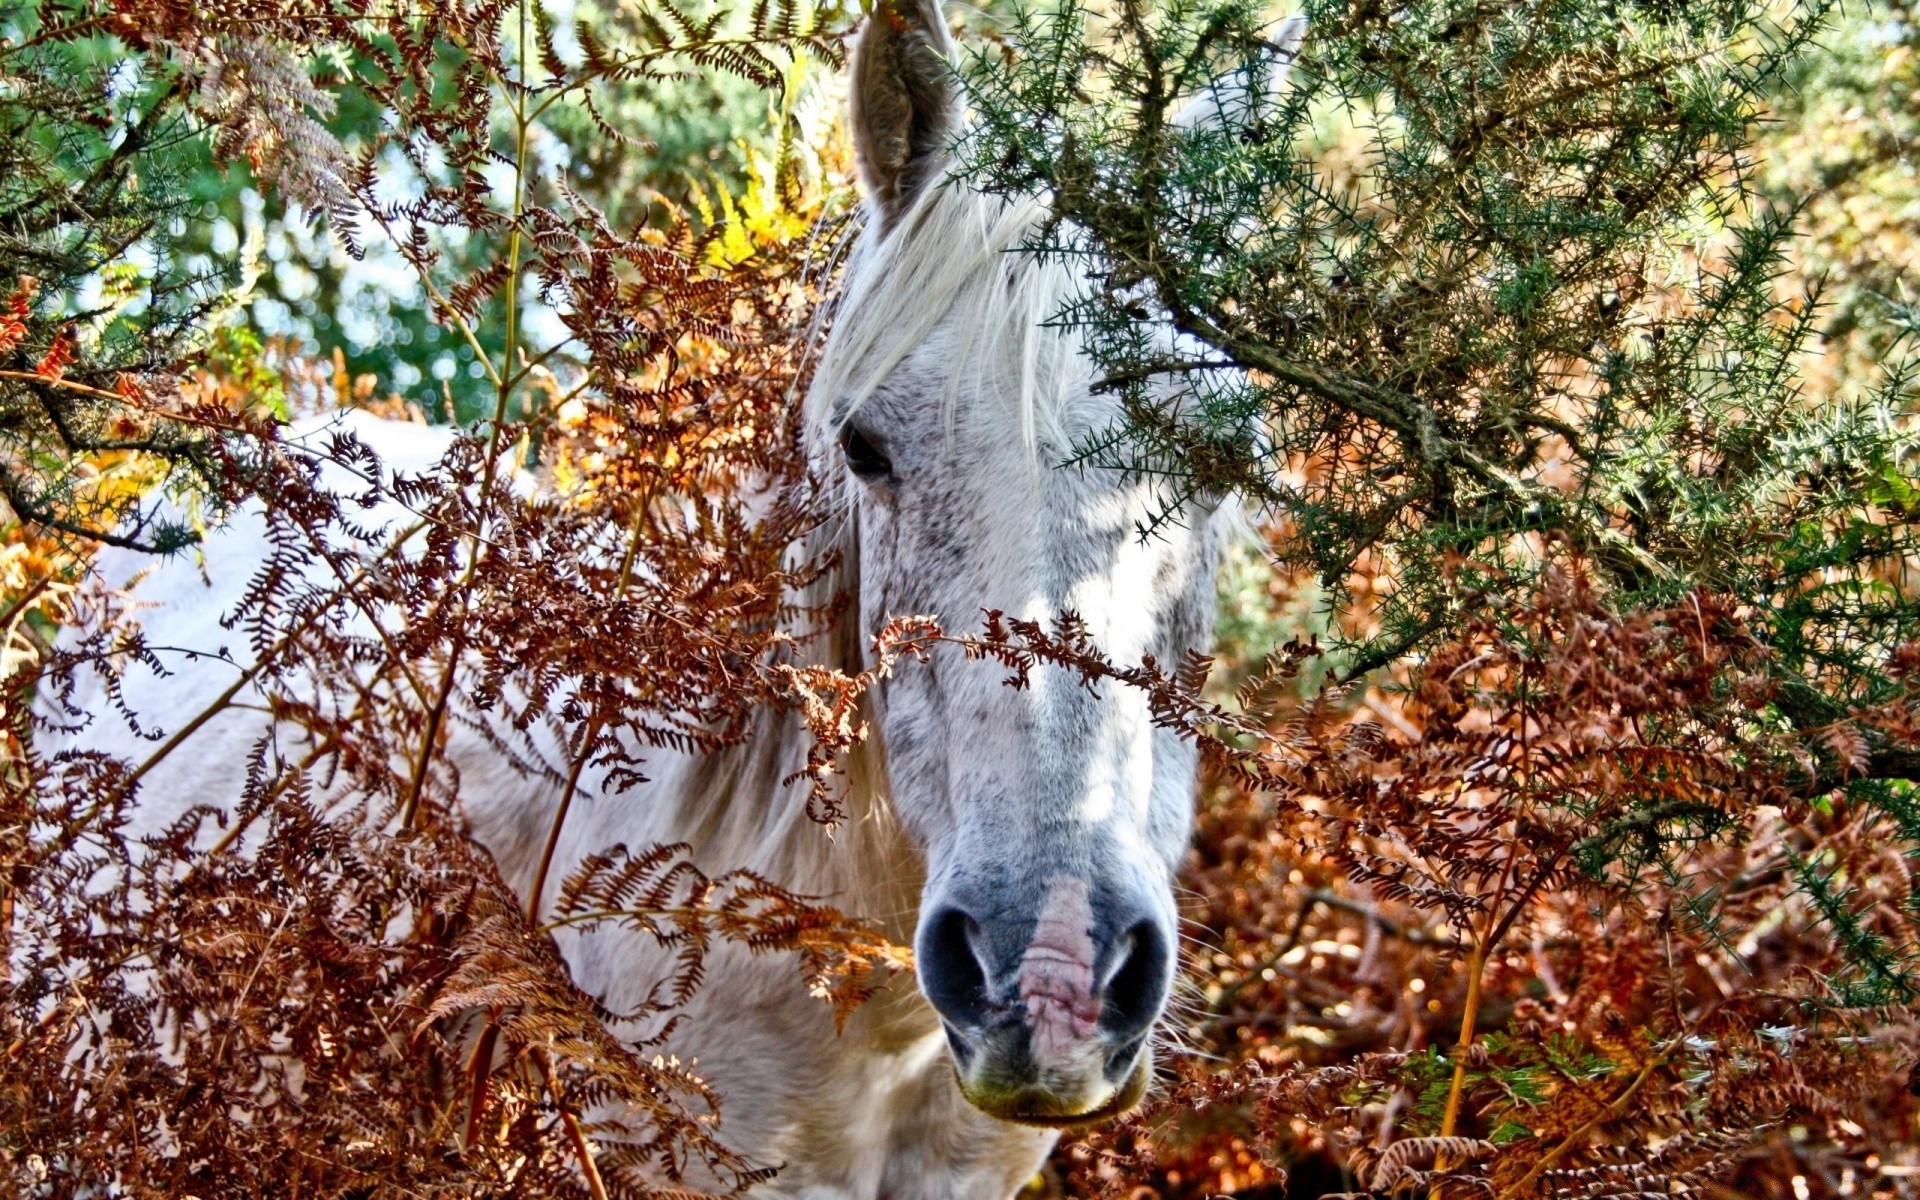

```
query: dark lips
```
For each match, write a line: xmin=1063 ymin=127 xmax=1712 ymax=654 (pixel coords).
xmin=955 ymin=1050 xmax=1152 ymax=1129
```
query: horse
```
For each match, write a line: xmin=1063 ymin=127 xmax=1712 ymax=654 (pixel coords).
xmin=55 ymin=2 xmax=1303 ymax=1194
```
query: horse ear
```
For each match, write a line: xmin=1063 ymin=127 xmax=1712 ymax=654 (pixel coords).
xmin=850 ymin=0 xmax=961 ymax=229
xmin=1172 ymin=15 xmax=1306 ymax=131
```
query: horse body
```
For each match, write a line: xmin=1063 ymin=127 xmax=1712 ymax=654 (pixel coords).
xmin=65 ymin=430 xmax=1072 ymax=1198
xmin=56 ymin=3 xmax=1305 ymax=1193
xmin=64 ymin=399 xmax=1056 ymax=1197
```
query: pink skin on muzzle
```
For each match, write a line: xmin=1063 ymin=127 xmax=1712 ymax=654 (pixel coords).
xmin=1017 ymin=878 xmax=1101 ymax=1067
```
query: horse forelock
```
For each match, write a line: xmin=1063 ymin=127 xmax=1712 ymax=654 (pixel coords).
xmin=805 ymin=182 xmax=1080 ymax=457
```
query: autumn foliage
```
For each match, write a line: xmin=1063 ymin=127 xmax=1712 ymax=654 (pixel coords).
xmin=0 ymin=1 xmax=901 ymax=1193
xmin=1034 ymin=566 xmax=1920 ymax=1196
xmin=1 ymin=0 xmax=1918 ymax=1197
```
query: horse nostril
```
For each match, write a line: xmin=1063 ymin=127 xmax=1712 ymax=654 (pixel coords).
xmin=1100 ymin=920 xmax=1172 ymax=1042
xmin=918 ymin=905 xmax=995 ymax=1030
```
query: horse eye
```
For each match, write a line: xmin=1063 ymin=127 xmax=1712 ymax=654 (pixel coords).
xmin=839 ymin=424 xmax=892 ymax=479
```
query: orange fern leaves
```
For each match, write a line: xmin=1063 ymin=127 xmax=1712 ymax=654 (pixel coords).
xmin=545 ymin=842 xmax=911 ymax=1031
xmin=32 ymin=325 xmax=76 ymax=381
xmin=773 ymin=616 xmax=942 ymax=823
xmin=1033 ymin=561 xmax=1920 ymax=1200
xmin=0 ymin=276 xmax=37 ymax=357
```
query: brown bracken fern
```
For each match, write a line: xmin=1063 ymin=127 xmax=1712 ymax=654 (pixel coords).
xmin=1004 ymin=563 xmax=1920 ymax=1197
xmin=0 ymin=1 xmax=898 ymax=1195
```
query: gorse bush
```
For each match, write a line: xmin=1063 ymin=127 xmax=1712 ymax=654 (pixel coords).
xmin=959 ymin=0 xmax=1920 ymax=679
xmin=0 ymin=6 xmax=230 ymax=555
xmin=948 ymin=0 xmax=1920 ymax=1191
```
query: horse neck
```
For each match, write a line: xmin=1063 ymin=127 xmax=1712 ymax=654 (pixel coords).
xmin=646 ymin=514 xmax=923 ymax=944
xmin=658 ymin=712 xmax=918 ymax=939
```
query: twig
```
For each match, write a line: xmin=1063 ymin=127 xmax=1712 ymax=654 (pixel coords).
xmin=106 ymin=521 xmax=427 ymax=813
xmin=0 ymin=572 xmax=56 ymax=638
xmin=531 ymin=1048 xmax=610 ymax=1200
xmin=463 ymin=1017 xmax=502 ymax=1151
xmin=400 ymin=18 xmax=536 ymax=830
xmin=1205 ymin=889 xmax=1468 ymax=1021
xmin=1311 ymin=889 xmax=1468 ymax=948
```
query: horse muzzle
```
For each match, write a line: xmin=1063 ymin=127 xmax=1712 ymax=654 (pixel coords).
xmin=916 ymin=874 xmax=1174 ymax=1126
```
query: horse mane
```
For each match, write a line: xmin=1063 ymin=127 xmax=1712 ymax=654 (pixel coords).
xmin=806 ymin=182 xmax=1082 ymax=457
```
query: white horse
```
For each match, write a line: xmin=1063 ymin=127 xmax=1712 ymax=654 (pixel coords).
xmin=58 ymin=3 xmax=1302 ymax=1195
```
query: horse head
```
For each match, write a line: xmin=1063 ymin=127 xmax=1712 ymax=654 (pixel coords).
xmin=806 ymin=0 xmax=1302 ymax=1127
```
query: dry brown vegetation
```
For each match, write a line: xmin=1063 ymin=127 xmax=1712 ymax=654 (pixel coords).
xmin=1034 ymin=565 xmax=1920 ymax=1197
xmin=1 ymin=4 xmax=907 ymax=1191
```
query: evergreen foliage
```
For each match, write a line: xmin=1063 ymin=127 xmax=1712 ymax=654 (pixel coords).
xmin=0 ymin=7 xmax=233 ymax=551
xmin=951 ymin=0 xmax=1920 ymax=1189
xmin=956 ymin=0 xmax=1920 ymax=693
xmin=954 ymin=0 xmax=1920 ymax=980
